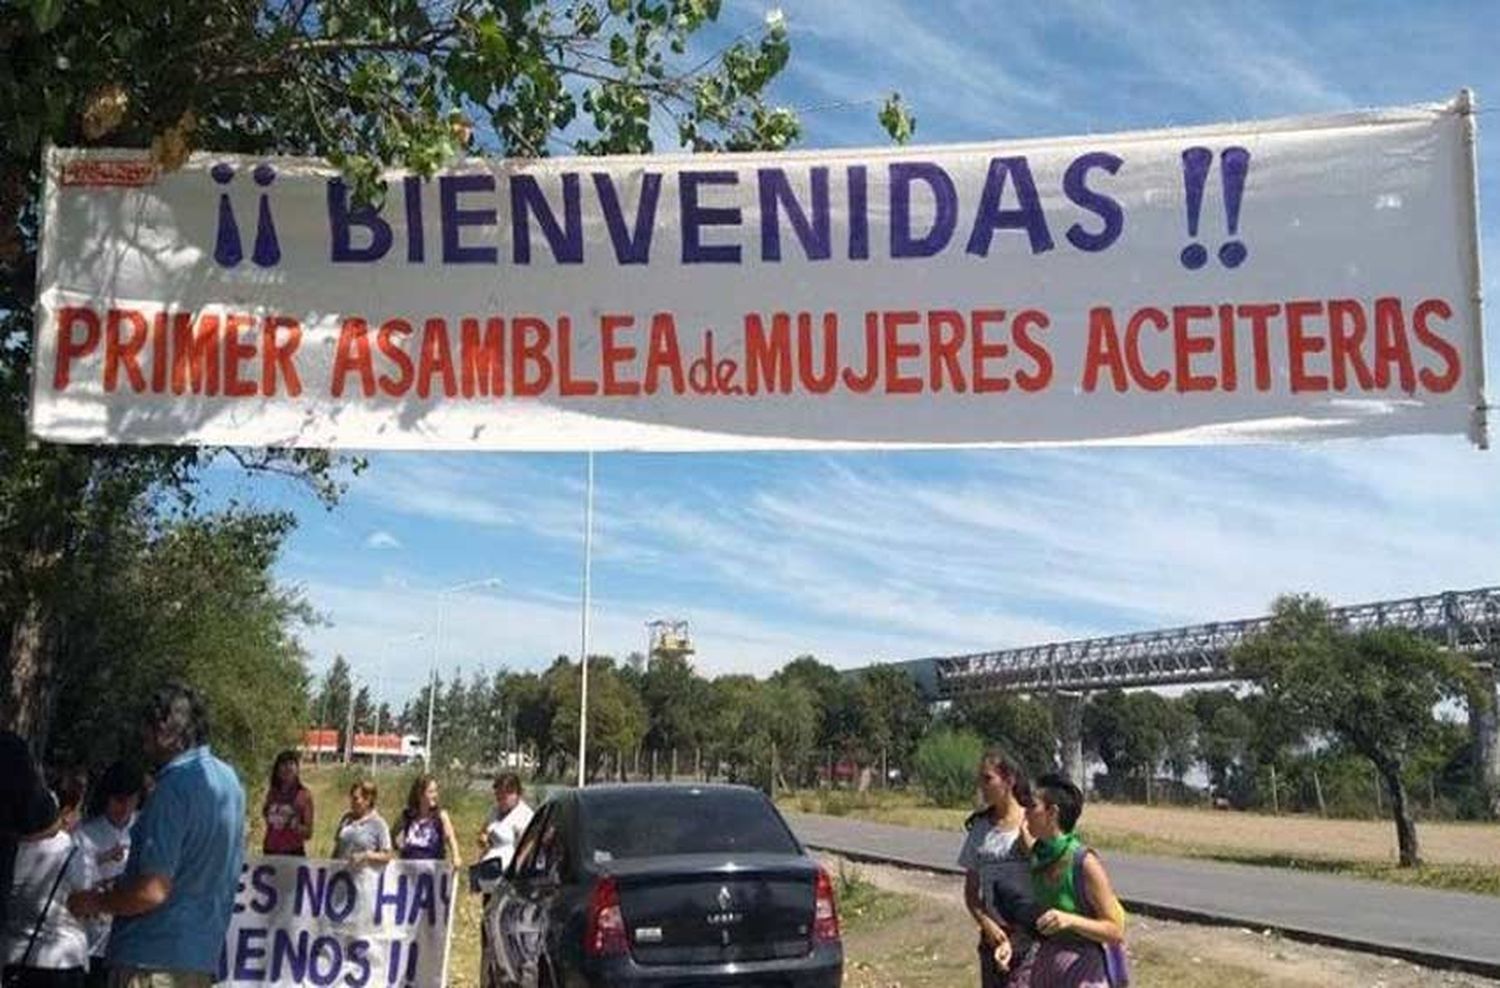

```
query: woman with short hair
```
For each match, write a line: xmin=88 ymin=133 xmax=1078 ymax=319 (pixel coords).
xmin=332 ymin=781 xmax=392 ymax=867
xmin=74 ymin=762 xmax=143 ymax=988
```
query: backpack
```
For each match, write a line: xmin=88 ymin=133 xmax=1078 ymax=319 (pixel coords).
xmin=1072 ymin=848 xmax=1130 ymax=988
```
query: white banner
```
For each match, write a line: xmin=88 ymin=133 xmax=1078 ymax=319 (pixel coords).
xmin=215 ymin=856 xmax=454 ymax=987
xmin=32 ymin=95 xmax=1487 ymax=450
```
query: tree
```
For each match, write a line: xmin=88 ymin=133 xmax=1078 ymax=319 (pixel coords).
xmin=1235 ymin=594 xmax=1477 ymax=866
xmin=1159 ymin=697 xmax=1198 ymax=787
xmin=1188 ymin=689 xmax=1253 ymax=798
xmin=41 ymin=509 xmax=313 ymax=777
xmin=314 ymin=656 xmax=354 ymax=730
xmin=352 ymin=685 xmax=376 ymax=733
xmin=1082 ymin=689 xmax=1133 ymax=781
xmin=856 ymin=665 xmax=931 ymax=771
xmin=2 ymin=0 xmax=911 ymax=754
xmin=550 ymin=656 xmax=647 ymax=781
xmin=949 ymin=693 xmax=1057 ymax=779
xmin=641 ymin=652 xmax=710 ymax=769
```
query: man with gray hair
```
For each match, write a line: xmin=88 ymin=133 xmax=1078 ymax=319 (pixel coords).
xmin=68 ymin=682 xmax=245 ymax=988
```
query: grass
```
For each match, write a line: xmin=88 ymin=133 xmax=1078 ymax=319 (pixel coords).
xmin=834 ymin=863 xmax=914 ymax=933
xmin=779 ymin=788 xmax=1500 ymax=898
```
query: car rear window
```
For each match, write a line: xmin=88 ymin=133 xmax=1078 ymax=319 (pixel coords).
xmin=582 ymin=789 xmax=800 ymax=861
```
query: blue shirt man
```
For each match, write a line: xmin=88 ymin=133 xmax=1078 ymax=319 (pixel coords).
xmin=69 ymin=682 xmax=246 ymax=988
xmin=108 ymin=745 xmax=245 ymax=974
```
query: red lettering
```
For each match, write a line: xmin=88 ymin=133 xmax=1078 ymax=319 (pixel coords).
xmin=644 ymin=313 xmax=684 ymax=395
xmin=1287 ymin=300 xmax=1327 ymax=393
xmin=54 ymin=306 xmax=101 ymax=391
xmin=513 ymin=317 xmax=553 ymax=397
xmin=970 ymin=309 xmax=1010 ymax=394
xmin=745 ymin=313 xmax=792 ymax=395
xmin=1172 ymin=305 xmax=1216 ymax=393
xmin=1373 ymin=297 xmax=1417 ymax=392
xmin=460 ymin=318 xmax=504 ymax=397
xmin=601 ymin=315 xmax=640 ymax=397
xmin=797 ymin=312 xmax=839 ymax=394
xmin=557 ymin=316 xmax=600 ymax=397
xmin=222 ymin=313 xmax=258 ymax=397
xmin=104 ymin=308 xmax=148 ymax=393
xmin=417 ymin=318 xmax=458 ymax=398
xmin=170 ymin=312 xmax=221 ymax=395
xmin=376 ymin=319 xmax=414 ymax=397
xmin=1238 ymin=303 xmax=1280 ymax=392
xmin=1327 ymin=299 xmax=1374 ymax=391
xmin=927 ymin=310 xmax=967 ymax=393
xmin=331 ymin=318 xmax=375 ymax=398
xmin=1124 ymin=307 xmax=1169 ymax=392
xmin=883 ymin=311 xmax=923 ymax=394
xmin=840 ymin=315 xmax=879 ymax=393
xmin=263 ymin=316 xmax=303 ymax=397
xmin=1413 ymin=298 xmax=1461 ymax=393
xmin=150 ymin=313 xmax=169 ymax=393
xmin=1082 ymin=308 xmax=1127 ymax=393
xmin=1012 ymin=310 xmax=1052 ymax=393
xmin=1217 ymin=305 xmax=1238 ymax=392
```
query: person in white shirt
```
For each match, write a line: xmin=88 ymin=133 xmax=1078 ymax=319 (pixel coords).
xmin=477 ymin=773 xmax=533 ymax=876
xmin=2 ymin=770 xmax=90 ymax=988
xmin=73 ymin=763 xmax=143 ymax=988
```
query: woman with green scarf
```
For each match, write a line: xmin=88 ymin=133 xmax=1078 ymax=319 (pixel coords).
xmin=1023 ymin=774 xmax=1127 ymax=988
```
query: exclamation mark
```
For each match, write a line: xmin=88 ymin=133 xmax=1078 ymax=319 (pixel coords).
xmin=1218 ymin=147 xmax=1250 ymax=268
xmin=211 ymin=163 xmax=242 ymax=268
xmin=386 ymin=942 xmax=401 ymax=985
xmin=1179 ymin=147 xmax=1212 ymax=270
xmin=252 ymin=164 xmax=281 ymax=267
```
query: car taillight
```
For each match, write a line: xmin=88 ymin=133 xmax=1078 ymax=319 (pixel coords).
xmin=585 ymin=877 xmax=629 ymax=957
xmin=813 ymin=868 xmax=840 ymax=943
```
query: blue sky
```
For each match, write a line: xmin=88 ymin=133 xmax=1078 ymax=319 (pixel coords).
xmin=211 ymin=0 xmax=1500 ymax=705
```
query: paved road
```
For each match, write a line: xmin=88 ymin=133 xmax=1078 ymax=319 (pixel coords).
xmin=784 ymin=811 xmax=1500 ymax=976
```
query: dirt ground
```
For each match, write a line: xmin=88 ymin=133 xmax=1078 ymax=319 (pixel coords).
xmin=824 ymin=853 xmax=1500 ymax=988
xmin=1082 ymin=802 xmax=1500 ymax=866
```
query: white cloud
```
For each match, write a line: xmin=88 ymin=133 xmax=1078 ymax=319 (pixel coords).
xmin=364 ymin=530 xmax=402 ymax=551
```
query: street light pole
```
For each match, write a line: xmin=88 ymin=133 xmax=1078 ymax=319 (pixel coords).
xmin=425 ymin=578 xmax=502 ymax=769
xmin=577 ymin=451 xmax=595 ymax=789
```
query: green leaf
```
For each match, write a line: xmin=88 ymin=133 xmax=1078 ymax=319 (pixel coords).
xmin=30 ymin=0 xmax=66 ymax=33
xmin=879 ymin=92 xmax=916 ymax=146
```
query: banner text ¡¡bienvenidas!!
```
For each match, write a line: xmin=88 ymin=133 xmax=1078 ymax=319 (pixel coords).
xmin=31 ymin=95 xmax=1487 ymax=450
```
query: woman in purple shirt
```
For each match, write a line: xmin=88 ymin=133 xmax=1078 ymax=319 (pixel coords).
xmin=393 ymin=775 xmax=460 ymax=864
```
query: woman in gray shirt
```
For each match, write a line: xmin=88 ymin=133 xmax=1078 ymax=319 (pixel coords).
xmin=331 ymin=781 xmax=392 ymax=866
xmin=958 ymin=748 xmax=1038 ymax=988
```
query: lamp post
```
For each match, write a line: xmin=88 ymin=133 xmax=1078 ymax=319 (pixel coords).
xmin=425 ymin=577 xmax=503 ymax=769
xmin=577 ymin=451 xmax=595 ymax=788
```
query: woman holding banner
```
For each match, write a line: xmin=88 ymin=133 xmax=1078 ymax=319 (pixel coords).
xmin=332 ymin=781 xmax=392 ymax=866
xmin=394 ymin=776 xmax=460 ymax=866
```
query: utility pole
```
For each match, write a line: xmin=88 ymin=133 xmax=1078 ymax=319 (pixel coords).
xmin=343 ymin=681 xmax=356 ymax=766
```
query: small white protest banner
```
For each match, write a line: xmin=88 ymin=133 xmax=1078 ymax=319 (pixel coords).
xmin=215 ymin=856 xmax=454 ymax=988
xmin=32 ymin=94 xmax=1486 ymax=450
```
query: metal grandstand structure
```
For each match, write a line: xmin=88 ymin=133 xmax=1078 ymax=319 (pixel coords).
xmin=933 ymin=585 xmax=1500 ymax=697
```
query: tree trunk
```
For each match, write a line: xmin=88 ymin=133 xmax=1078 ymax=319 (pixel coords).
xmin=1379 ymin=761 xmax=1421 ymax=867
xmin=3 ymin=587 xmax=58 ymax=752
xmin=3 ymin=453 xmax=88 ymax=755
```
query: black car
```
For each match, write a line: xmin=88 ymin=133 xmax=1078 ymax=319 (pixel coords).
xmin=482 ymin=783 xmax=842 ymax=988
